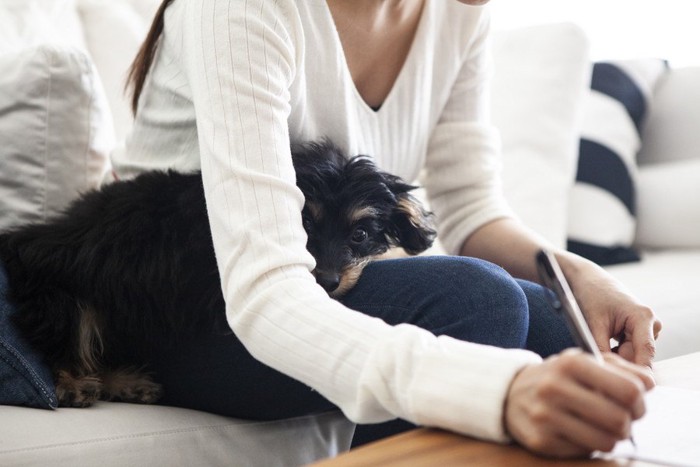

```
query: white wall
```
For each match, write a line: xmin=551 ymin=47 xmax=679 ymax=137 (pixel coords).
xmin=490 ymin=0 xmax=700 ymax=67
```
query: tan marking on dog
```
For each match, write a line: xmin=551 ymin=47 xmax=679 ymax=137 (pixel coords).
xmin=397 ymin=196 xmax=430 ymax=229
xmin=101 ymin=368 xmax=162 ymax=404
xmin=305 ymin=201 xmax=323 ymax=222
xmin=331 ymin=257 xmax=376 ymax=298
xmin=77 ymin=303 xmax=104 ymax=374
xmin=348 ymin=206 xmax=380 ymax=223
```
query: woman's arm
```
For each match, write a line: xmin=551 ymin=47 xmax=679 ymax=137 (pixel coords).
xmin=174 ymin=0 xmax=541 ymax=443
xmin=419 ymin=2 xmax=661 ymax=369
xmin=460 ymin=217 xmax=662 ymax=368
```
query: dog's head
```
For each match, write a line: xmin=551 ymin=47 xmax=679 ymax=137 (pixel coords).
xmin=292 ymin=140 xmax=437 ymax=297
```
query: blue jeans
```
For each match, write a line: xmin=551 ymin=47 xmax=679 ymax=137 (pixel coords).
xmin=138 ymin=256 xmax=574 ymax=445
xmin=1 ymin=256 xmax=574 ymax=443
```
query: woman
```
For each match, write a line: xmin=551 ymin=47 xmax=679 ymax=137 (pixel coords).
xmin=115 ymin=0 xmax=661 ymax=457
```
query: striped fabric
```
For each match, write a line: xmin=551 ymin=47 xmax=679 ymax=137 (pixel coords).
xmin=567 ymin=60 xmax=667 ymax=265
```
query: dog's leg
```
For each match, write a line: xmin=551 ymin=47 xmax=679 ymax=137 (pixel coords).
xmin=52 ymin=302 xmax=108 ymax=407
xmin=55 ymin=370 xmax=103 ymax=407
xmin=99 ymin=368 xmax=162 ymax=404
xmin=11 ymin=290 xmax=108 ymax=407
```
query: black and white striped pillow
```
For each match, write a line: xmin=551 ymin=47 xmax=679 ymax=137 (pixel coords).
xmin=567 ymin=60 xmax=667 ymax=265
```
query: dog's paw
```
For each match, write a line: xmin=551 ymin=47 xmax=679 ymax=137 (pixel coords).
xmin=101 ymin=368 xmax=163 ymax=404
xmin=55 ymin=371 xmax=103 ymax=408
xmin=121 ymin=377 xmax=163 ymax=404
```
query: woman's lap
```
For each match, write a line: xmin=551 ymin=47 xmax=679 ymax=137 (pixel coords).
xmin=144 ymin=255 xmax=574 ymax=420
xmin=1 ymin=254 xmax=574 ymax=442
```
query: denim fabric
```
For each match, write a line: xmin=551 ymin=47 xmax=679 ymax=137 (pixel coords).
xmin=139 ymin=256 xmax=573 ymax=433
xmin=0 ymin=262 xmax=57 ymax=409
xmin=0 ymin=254 xmax=574 ymax=442
xmin=341 ymin=256 xmax=574 ymax=447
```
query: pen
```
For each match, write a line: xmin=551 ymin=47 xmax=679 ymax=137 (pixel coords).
xmin=535 ymin=249 xmax=636 ymax=449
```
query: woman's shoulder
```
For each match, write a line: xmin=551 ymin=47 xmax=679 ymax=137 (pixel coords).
xmin=168 ymin=0 xmax=336 ymax=51
xmin=168 ymin=0 xmax=312 ymax=31
xmin=428 ymin=2 xmax=491 ymax=43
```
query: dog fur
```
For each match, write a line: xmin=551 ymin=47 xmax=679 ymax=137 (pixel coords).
xmin=0 ymin=140 xmax=436 ymax=407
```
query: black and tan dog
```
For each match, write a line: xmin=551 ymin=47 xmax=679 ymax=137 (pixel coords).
xmin=0 ymin=140 xmax=436 ymax=407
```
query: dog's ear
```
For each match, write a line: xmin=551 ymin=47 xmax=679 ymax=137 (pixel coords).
xmin=390 ymin=193 xmax=437 ymax=254
xmin=384 ymin=178 xmax=437 ymax=255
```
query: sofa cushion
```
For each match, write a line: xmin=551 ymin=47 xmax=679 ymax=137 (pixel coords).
xmin=635 ymin=159 xmax=700 ymax=248
xmin=0 ymin=45 xmax=113 ymax=232
xmin=638 ymin=67 xmax=700 ymax=166
xmin=77 ymin=0 xmax=156 ymax=144
xmin=567 ymin=60 xmax=667 ymax=265
xmin=491 ymin=23 xmax=591 ymax=248
xmin=0 ymin=403 xmax=354 ymax=466
xmin=0 ymin=263 xmax=57 ymax=409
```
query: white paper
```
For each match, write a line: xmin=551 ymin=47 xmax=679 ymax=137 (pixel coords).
xmin=600 ymin=385 xmax=700 ymax=467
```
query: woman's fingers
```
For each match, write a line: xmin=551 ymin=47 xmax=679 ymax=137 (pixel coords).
xmin=514 ymin=420 xmax=592 ymax=458
xmin=543 ymin=377 xmax=634 ymax=440
xmin=560 ymin=351 xmax=646 ymax=421
xmin=505 ymin=350 xmax=649 ymax=458
xmin=630 ymin=307 xmax=663 ymax=367
xmin=602 ymin=352 xmax=656 ymax=390
xmin=587 ymin=316 xmax=613 ymax=354
xmin=540 ymin=409 xmax=624 ymax=454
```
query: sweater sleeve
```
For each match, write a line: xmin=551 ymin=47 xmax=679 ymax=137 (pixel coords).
xmin=178 ymin=0 xmax=540 ymax=442
xmin=423 ymin=8 xmax=515 ymax=256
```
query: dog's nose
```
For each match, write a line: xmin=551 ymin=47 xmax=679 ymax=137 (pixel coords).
xmin=316 ymin=272 xmax=340 ymax=293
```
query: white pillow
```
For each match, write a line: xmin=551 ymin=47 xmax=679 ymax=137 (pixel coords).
xmin=637 ymin=67 xmax=700 ymax=166
xmin=635 ymin=159 xmax=700 ymax=249
xmin=0 ymin=45 xmax=114 ymax=231
xmin=77 ymin=0 xmax=155 ymax=144
xmin=491 ymin=23 xmax=591 ymax=248
xmin=0 ymin=0 xmax=86 ymax=53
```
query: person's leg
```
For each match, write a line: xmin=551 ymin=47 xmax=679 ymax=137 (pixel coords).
xmin=142 ymin=256 xmax=533 ymax=427
xmin=339 ymin=256 xmax=530 ymax=348
xmin=516 ymin=279 xmax=576 ymax=357
xmin=143 ymin=328 xmax=338 ymax=419
xmin=339 ymin=256 xmax=533 ymax=447
xmin=344 ymin=261 xmax=576 ymax=447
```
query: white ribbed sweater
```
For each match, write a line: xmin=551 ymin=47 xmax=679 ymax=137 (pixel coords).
xmin=111 ymin=0 xmax=542 ymax=441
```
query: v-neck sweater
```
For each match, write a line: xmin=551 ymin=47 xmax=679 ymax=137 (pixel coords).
xmin=111 ymin=0 xmax=542 ymax=442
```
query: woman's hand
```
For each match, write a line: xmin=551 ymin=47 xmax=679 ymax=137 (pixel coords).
xmin=460 ymin=219 xmax=662 ymax=368
xmin=557 ymin=252 xmax=663 ymax=368
xmin=504 ymin=350 xmax=655 ymax=458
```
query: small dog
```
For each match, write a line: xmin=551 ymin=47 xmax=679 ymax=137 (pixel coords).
xmin=0 ymin=140 xmax=436 ymax=407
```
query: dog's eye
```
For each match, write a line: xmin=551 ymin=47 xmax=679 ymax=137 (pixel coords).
xmin=351 ymin=227 xmax=368 ymax=244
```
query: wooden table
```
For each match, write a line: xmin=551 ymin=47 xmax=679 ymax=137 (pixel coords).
xmin=312 ymin=352 xmax=700 ymax=467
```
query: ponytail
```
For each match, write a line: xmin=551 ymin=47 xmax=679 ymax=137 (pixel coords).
xmin=125 ymin=0 xmax=175 ymax=115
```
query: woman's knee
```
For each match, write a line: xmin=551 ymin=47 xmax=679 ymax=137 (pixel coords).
xmin=516 ymin=279 xmax=576 ymax=357
xmin=436 ymin=256 xmax=529 ymax=347
xmin=440 ymin=256 xmax=527 ymax=315
xmin=341 ymin=256 xmax=529 ymax=348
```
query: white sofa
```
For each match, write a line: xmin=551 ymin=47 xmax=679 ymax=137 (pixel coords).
xmin=1 ymin=1 xmax=698 ymax=466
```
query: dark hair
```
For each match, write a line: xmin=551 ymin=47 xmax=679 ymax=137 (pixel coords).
xmin=125 ymin=0 xmax=175 ymax=115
